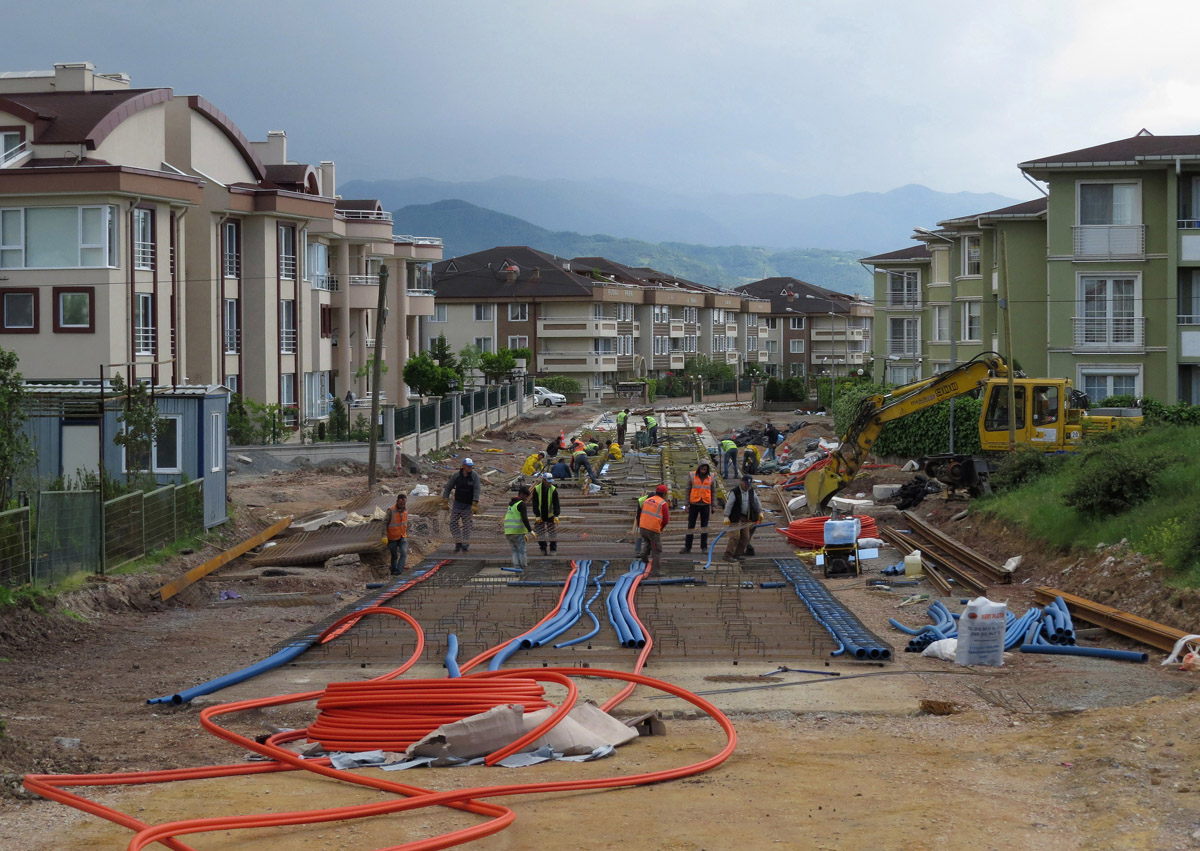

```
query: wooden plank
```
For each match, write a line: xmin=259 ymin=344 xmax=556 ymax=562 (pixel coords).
xmin=1034 ymin=586 xmax=1189 ymax=652
xmin=158 ymin=516 xmax=293 ymax=601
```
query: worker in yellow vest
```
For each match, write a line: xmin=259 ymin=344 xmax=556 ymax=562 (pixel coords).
xmin=681 ymin=462 xmax=714 ymax=554
xmin=637 ymin=484 xmax=670 ymax=570
xmin=720 ymin=437 xmax=739 ymax=478
xmin=384 ymin=494 xmax=408 ymax=576
xmin=503 ymin=485 xmax=535 ymax=570
xmin=616 ymin=408 xmax=630 ymax=446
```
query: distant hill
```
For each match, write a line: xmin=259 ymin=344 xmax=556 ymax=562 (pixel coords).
xmin=345 ymin=175 xmax=1021 ymax=255
xmin=391 ymin=200 xmax=873 ymax=294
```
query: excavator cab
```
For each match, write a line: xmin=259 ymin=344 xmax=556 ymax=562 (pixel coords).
xmin=978 ymin=378 xmax=1077 ymax=452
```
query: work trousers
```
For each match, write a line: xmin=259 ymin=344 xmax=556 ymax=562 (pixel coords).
xmin=722 ymin=448 xmax=738 ymax=478
xmin=387 ymin=538 xmax=408 ymax=575
xmin=638 ymin=528 xmax=663 ymax=571
xmin=684 ymin=503 xmax=710 ymax=552
xmin=535 ymin=519 xmax=558 ymax=552
xmin=765 ymin=442 xmax=777 ymax=460
xmin=648 ymin=426 xmax=658 ymax=445
xmin=506 ymin=533 xmax=528 ymax=570
xmin=616 ymin=423 xmax=627 ymax=447
xmin=573 ymin=456 xmax=598 ymax=483
xmin=449 ymin=501 xmax=473 ymax=549
xmin=725 ymin=523 xmax=756 ymax=559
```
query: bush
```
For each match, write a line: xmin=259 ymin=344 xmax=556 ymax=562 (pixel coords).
xmin=540 ymin=375 xmax=582 ymax=395
xmin=830 ymin=381 xmax=982 ymax=458
xmin=645 ymin=378 xmax=657 ymax=402
xmin=1098 ymin=394 xmax=1138 ymax=408
xmin=1062 ymin=445 xmax=1166 ymax=517
xmin=990 ymin=445 xmax=1068 ymax=492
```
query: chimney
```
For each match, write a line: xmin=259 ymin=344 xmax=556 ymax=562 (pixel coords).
xmin=506 ymin=268 xmax=518 ymax=284
xmin=53 ymin=62 xmax=95 ymax=92
xmin=319 ymin=160 xmax=336 ymax=197
xmin=264 ymin=130 xmax=287 ymax=165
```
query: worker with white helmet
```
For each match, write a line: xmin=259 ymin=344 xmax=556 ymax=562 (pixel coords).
xmin=531 ymin=471 xmax=561 ymax=555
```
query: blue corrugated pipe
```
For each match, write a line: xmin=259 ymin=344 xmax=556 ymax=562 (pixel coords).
xmin=147 ymin=642 xmax=311 ymax=705
xmin=703 ymin=522 xmax=776 ymax=569
xmin=617 ymin=565 xmax=646 ymax=648
xmin=606 ymin=573 xmax=634 ymax=646
xmin=445 ymin=634 xmax=461 ymax=678
xmin=555 ymin=561 xmax=609 ymax=648
xmin=528 ymin=561 xmax=592 ymax=648
xmin=1021 ymin=644 xmax=1147 ymax=663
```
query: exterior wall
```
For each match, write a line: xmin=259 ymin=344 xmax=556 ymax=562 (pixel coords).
xmin=997 ymin=220 xmax=1050 ymax=376
xmin=93 ymin=106 xmax=167 ymax=172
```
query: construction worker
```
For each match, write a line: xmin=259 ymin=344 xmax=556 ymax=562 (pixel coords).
xmin=742 ymin=444 xmax=762 ymax=475
xmin=644 ymin=413 xmax=659 ymax=445
xmin=550 ymin=457 xmax=572 ymax=481
xmin=572 ymin=439 xmax=599 ymax=484
xmin=637 ymin=483 xmax=670 ymax=570
xmin=522 ymin=450 xmax=546 ymax=477
xmin=765 ymin=422 xmax=779 ymax=460
xmin=681 ymin=462 xmax=714 ymax=554
xmin=723 ymin=474 xmax=763 ymax=562
xmin=441 ymin=458 xmax=481 ymax=553
xmin=608 ymin=441 xmax=623 ymax=461
xmin=531 ymin=472 xmax=560 ymax=555
xmin=721 ymin=436 xmax=739 ymax=478
xmin=616 ymin=408 xmax=630 ymax=447
xmin=503 ymin=485 xmax=535 ymax=570
xmin=383 ymin=493 xmax=408 ymax=576
xmin=546 ymin=431 xmax=566 ymax=458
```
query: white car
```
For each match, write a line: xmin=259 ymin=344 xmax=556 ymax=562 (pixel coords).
xmin=534 ymin=386 xmax=567 ymax=407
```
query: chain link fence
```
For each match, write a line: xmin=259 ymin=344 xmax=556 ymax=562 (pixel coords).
xmin=0 ymin=507 xmax=32 ymax=589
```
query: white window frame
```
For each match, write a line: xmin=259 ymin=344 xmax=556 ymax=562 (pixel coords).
xmin=962 ymin=235 xmax=981 ymax=277
xmin=509 ymin=303 xmax=528 ymax=321
xmin=226 ymin=374 xmax=238 ymax=394
xmin=932 ymin=305 xmax=950 ymax=342
xmin=887 ymin=269 xmax=920 ymax=306
xmin=1078 ymin=364 xmax=1142 ymax=401
xmin=2 ymin=290 xmax=35 ymax=330
xmin=473 ymin=336 xmax=493 ymax=353
xmin=789 ymin=339 xmax=805 ymax=354
xmin=133 ymin=292 xmax=155 ymax=355
xmin=224 ymin=299 xmax=239 ymax=354
xmin=764 ymin=317 xmax=778 ymax=330
xmin=431 ymin=303 xmax=447 ymax=322
xmin=278 ymin=224 xmax=296 ymax=279
xmin=133 ymin=208 xmax=154 ymax=271
xmin=507 ymin=335 xmax=528 ymax=349
xmin=960 ymin=300 xmax=982 ymax=343
xmin=0 ymin=205 xmax=118 ymax=269
xmin=210 ymin=411 xmax=224 ymax=473
xmin=789 ymin=316 xmax=804 ymax=330
xmin=1076 ymin=179 xmax=1141 ymax=226
xmin=474 ymin=304 xmax=492 ymax=321
xmin=152 ymin=413 xmax=183 ymax=475
xmin=1077 ymin=273 xmax=1142 ymax=346
xmin=765 ymin=339 xmax=779 ymax=355
xmin=280 ymin=373 xmax=296 ymax=406
xmin=223 ymin=221 xmax=240 ymax=279
xmin=888 ymin=316 xmax=919 ymax=356
xmin=280 ymin=299 xmax=297 ymax=354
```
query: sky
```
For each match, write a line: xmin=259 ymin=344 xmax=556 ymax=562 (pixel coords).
xmin=6 ymin=0 xmax=1200 ymax=200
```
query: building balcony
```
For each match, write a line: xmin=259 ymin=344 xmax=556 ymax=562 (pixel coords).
xmin=725 ymin=323 xmax=739 ymax=336
xmin=669 ymin=320 xmax=685 ymax=338
xmin=537 ymin=317 xmax=620 ymax=338
xmin=406 ymin=290 xmax=436 ymax=316
xmin=723 ymin=350 xmax=739 ymax=365
xmin=311 ymin=274 xmax=339 ymax=292
xmin=811 ymin=327 xmax=865 ymax=342
xmin=1071 ymin=316 xmax=1145 ymax=352
xmin=537 ymin=351 xmax=620 ymax=372
xmin=669 ymin=353 xmax=686 ymax=370
xmin=337 ymin=209 xmax=394 ymax=223
xmin=1073 ymin=225 xmax=1145 ymax=260
xmin=393 ymin=235 xmax=445 ymax=261
xmin=747 ymin=349 xmax=768 ymax=363
xmin=886 ymin=339 xmax=920 ymax=357
xmin=886 ymin=293 xmax=921 ymax=309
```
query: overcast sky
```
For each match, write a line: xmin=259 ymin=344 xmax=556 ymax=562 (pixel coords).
xmin=6 ymin=0 xmax=1199 ymax=199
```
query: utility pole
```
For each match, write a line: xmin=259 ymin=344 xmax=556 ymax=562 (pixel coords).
xmin=367 ymin=264 xmax=389 ymax=490
xmin=1000 ymin=231 xmax=1017 ymax=452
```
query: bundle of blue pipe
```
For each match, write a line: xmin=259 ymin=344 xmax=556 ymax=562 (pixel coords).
xmin=892 ymin=595 xmax=1148 ymax=663
xmin=606 ymin=563 xmax=647 ymax=648
xmin=774 ymin=558 xmax=892 ymax=660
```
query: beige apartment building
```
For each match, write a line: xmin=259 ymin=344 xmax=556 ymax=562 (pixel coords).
xmin=0 ymin=62 xmax=440 ymax=422
xmin=426 ymin=247 xmax=768 ymax=397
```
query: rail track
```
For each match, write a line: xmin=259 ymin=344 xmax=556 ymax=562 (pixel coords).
xmin=1034 ymin=586 xmax=1190 ymax=653
xmin=878 ymin=510 xmax=1009 ymax=596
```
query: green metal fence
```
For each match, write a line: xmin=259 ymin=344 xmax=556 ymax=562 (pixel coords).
xmin=103 ymin=491 xmax=145 ymax=571
xmin=34 ymin=491 xmax=101 ymax=586
xmin=395 ymin=404 xmax=417 ymax=437
xmin=440 ymin=396 xmax=454 ymax=424
xmin=0 ymin=507 xmax=31 ymax=589
xmin=143 ymin=485 xmax=177 ymax=552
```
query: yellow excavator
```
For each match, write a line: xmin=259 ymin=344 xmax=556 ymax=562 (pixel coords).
xmin=804 ymin=353 xmax=1143 ymax=509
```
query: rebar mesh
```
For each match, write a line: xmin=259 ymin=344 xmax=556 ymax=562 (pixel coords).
xmin=174 ymin=480 xmax=204 ymax=538
xmin=35 ymin=491 xmax=100 ymax=586
xmin=0 ymin=507 xmax=32 ymax=589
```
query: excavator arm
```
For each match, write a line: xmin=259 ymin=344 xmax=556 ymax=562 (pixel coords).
xmin=804 ymin=355 xmax=1007 ymax=510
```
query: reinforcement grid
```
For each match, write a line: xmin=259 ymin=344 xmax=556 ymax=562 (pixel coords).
xmin=246 ymin=522 xmax=386 ymax=567
xmin=0 ymin=507 xmax=31 ymax=589
xmin=35 ymin=491 xmax=100 ymax=586
xmin=175 ymin=480 xmax=205 ymax=538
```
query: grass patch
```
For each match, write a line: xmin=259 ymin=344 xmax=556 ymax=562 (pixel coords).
xmin=980 ymin=424 xmax=1200 ymax=586
xmin=0 ymin=584 xmax=52 ymax=612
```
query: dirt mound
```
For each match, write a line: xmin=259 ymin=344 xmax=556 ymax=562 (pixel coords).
xmin=0 ymin=606 xmax=94 ymax=654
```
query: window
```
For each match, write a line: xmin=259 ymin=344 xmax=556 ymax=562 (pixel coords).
xmin=278 ymin=225 xmax=296 ymax=279
xmin=984 ymin=386 xmax=1025 ymax=432
xmin=1079 ymin=182 xmax=1137 ymax=226
xmin=224 ymin=299 xmax=239 ymax=354
xmin=932 ymin=305 xmax=949 ymax=342
xmin=747 ymin=335 xmax=758 ymax=351
xmin=319 ymin=304 xmax=333 ymax=339
xmin=887 ymin=270 xmax=919 ymax=307
xmin=1079 ymin=276 xmax=1139 ymax=346
xmin=1181 ymin=272 xmax=1200 ymax=324
xmin=53 ymin=287 xmax=94 ymax=333
xmin=1032 ymin=385 xmax=1059 ymax=426
xmin=133 ymin=208 xmax=154 ymax=270
xmin=304 ymin=371 xmax=332 ymax=419
xmin=789 ymin=316 xmax=804 ymax=330
xmin=962 ymin=236 xmax=980 ymax=276
xmin=1 ymin=205 xmax=118 ymax=269
xmin=280 ymin=299 xmax=297 ymax=353
xmin=153 ymin=415 xmax=182 ymax=474
xmin=765 ymin=339 xmax=779 ymax=355
xmin=474 ymin=304 xmax=492 ymax=321
xmin=888 ymin=316 xmax=918 ymax=356
xmin=473 ymin=336 xmax=493 ymax=353
xmin=507 ymin=335 xmax=528 ymax=349
xmin=1 ymin=289 xmax=37 ymax=332
xmin=223 ymin=221 xmax=240 ymax=278
xmin=1082 ymin=371 xmax=1139 ymax=402
xmin=764 ymin=317 xmax=778 ymax=330
xmin=210 ymin=412 xmax=224 ymax=472
xmin=307 ymin=240 xmax=329 ymax=289
xmin=595 ymin=337 xmax=616 ymax=354
xmin=134 ymin=293 xmax=155 ymax=354
xmin=226 ymin=374 xmax=239 ymax=394
xmin=509 ymin=303 xmax=528 ymax=321
xmin=789 ymin=339 xmax=805 ymax=354
xmin=0 ymin=131 xmax=21 ymax=164
xmin=431 ymin=303 xmax=447 ymax=322
xmin=960 ymin=301 xmax=981 ymax=341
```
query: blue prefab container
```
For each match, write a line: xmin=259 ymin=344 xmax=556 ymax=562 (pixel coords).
xmin=21 ymin=383 xmax=229 ymax=528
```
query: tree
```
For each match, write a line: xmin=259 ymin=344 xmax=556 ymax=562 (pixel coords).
xmin=227 ymin=393 xmax=257 ymax=445
xmin=480 ymin=348 xmax=517 ymax=384
xmin=540 ymin=375 xmax=582 ymax=395
xmin=458 ymin=344 xmax=483 ymax=385
xmin=0 ymin=347 xmax=32 ymax=507
xmin=509 ymin=346 xmax=532 ymax=364
xmin=689 ymin=354 xmax=735 ymax=382
xmin=428 ymin=334 xmax=458 ymax=374
xmin=403 ymin=353 xmax=457 ymax=397
xmin=355 ymin=356 xmax=388 ymax=385
xmin=110 ymin=372 xmax=159 ymax=485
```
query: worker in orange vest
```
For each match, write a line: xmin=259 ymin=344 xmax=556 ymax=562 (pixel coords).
xmin=384 ymin=493 xmax=408 ymax=576
xmin=681 ymin=462 xmax=714 ymax=554
xmin=637 ymin=484 xmax=670 ymax=570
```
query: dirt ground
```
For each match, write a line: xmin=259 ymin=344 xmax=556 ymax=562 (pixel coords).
xmin=3 ymin=400 xmax=1200 ymax=850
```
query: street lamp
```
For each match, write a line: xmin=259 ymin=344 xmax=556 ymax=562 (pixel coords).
xmin=914 ymin=226 xmax=957 ymax=453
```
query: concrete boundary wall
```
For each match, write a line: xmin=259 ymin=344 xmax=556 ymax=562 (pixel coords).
xmin=231 ymin=395 xmax=532 ymax=470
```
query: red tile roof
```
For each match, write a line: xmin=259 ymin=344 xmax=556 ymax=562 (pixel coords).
xmin=0 ymin=88 xmax=171 ymax=149
xmin=859 ymin=245 xmax=932 ymax=263
xmin=1019 ymin=133 xmax=1200 ymax=168
xmin=433 ymin=246 xmax=595 ymax=298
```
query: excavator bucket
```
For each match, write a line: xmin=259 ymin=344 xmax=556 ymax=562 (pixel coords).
xmin=804 ymin=464 xmax=845 ymax=511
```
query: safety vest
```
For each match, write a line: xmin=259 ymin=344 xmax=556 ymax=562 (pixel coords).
xmin=533 ymin=482 xmax=556 ymax=515
xmin=616 ymin=411 xmax=627 ymax=425
xmin=721 ymin=439 xmax=737 ymax=453
xmin=645 ymin=416 xmax=658 ymax=429
xmin=504 ymin=501 xmax=526 ymax=535
xmin=689 ymin=473 xmax=713 ymax=505
xmin=572 ymin=439 xmax=586 ymax=453
xmin=639 ymin=495 xmax=667 ymax=532
xmin=386 ymin=509 xmax=407 ymax=541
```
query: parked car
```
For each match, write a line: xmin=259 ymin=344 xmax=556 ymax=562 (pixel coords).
xmin=534 ymin=386 xmax=567 ymax=407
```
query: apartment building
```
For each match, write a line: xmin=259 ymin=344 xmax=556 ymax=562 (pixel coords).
xmin=735 ymin=277 xmax=873 ymax=379
xmin=426 ymin=246 xmax=769 ymax=397
xmin=0 ymin=62 xmax=440 ymax=424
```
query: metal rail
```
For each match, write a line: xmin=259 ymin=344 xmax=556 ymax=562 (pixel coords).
xmin=877 ymin=525 xmax=956 ymax=596
xmin=900 ymin=511 xmax=1011 ymax=584
xmin=1033 ymin=586 xmax=1188 ymax=653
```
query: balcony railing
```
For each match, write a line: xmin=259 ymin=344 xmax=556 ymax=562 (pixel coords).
xmin=280 ymin=254 xmax=297 ymax=279
xmin=336 ymin=209 xmax=393 ymax=222
xmin=1178 ymin=314 xmax=1200 ymax=326
xmin=280 ymin=328 xmax=297 ymax=354
xmin=223 ymin=254 xmax=240 ymax=279
xmin=0 ymin=140 xmax=30 ymax=168
xmin=886 ymin=338 xmax=920 ymax=356
xmin=134 ymin=326 xmax=156 ymax=355
xmin=1071 ymin=316 xmax=1145 ymax=349
xmin=224 ymin=329 xmax=240 ymax=355
xmin=311 ymin=274 xmax=339 ymax=292
xmin=886 ymin=291 xmax=921 ymax=309
xmin=393 ymin=234 xmax=444 ymax=246
xmin=407 ymin=288 xmax=437 ymax=296
xmin=347 ymin=275 xmax=376 ymax=286
xmin=133 ymin=241 xmax=155 ymax=270
xmin=1073 ymin=225 xmax=1145 ymax=260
